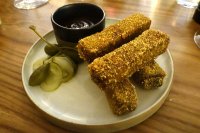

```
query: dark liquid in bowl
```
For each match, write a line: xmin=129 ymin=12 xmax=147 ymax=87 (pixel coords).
xmin=65 ymin=19 xmax=94 ymax=29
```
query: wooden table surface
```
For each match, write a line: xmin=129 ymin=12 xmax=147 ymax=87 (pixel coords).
xmin=0 ymin=0 xmax=200 ymax=133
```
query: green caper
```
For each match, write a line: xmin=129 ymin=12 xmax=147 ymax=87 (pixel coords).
xmin=44 ymin=44 xmax=59 ymax=56
xmin=29 ymin=63 xmax=50 ymax=86
xmin=29 ymin=25 xmax=82 ymax=64
xmin=29 ymin=25 xmax=60 ymax=56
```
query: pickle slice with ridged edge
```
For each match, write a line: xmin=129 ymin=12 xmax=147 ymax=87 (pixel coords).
xmin=52 ymin=56 xmax=76 ymax=82
xmin=40 ymin=62 xmax=63 ymax=91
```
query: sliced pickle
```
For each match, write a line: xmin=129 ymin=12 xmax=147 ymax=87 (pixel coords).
xmin=52 ymin=56 xmax=76 ymax=82
xmin=29 ymin=25 xmax=80 ymax=92
xmin=32 ymin=57 xmax=48 ymax=71
xmin=40 ymin=62 xmax=63 ymax=91
xmin=29 ymin=63 xmax=50 ymax=86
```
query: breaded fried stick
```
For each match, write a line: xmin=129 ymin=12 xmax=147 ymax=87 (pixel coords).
xmin=131 ymin=61 xmax=166 ymax=89
xmin=77 ymin=13 xmax=151 ymax=62
xmin=88 ymin=29 xmax=170 ymax=89
xmin=103 ymin=79 xmax=137 ymax=115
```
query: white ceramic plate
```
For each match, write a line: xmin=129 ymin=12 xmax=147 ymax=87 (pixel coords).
xmin=22 ymin=19 xmax=174 ymax=133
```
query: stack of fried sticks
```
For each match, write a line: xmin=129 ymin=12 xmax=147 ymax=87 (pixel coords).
xmin=77 ymin=13 xmax=169 ymax=115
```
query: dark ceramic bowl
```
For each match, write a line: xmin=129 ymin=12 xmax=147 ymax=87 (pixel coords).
xmin=51 ymin=3 xmax=105 ymax=46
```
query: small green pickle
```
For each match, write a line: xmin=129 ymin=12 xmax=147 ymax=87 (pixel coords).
xmin=29 ymin=25 xmax=82 ymax=64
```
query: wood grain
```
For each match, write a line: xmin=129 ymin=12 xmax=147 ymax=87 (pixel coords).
xmin=0 ymin=0 xmax=200 ymax=133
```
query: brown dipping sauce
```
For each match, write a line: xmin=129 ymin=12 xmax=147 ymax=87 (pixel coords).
xmin=65 ymin=19 xmax=94 ymax=29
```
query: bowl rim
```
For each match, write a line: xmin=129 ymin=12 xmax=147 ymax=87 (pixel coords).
xmin=51 ymin=3 xmax=106 ymax=31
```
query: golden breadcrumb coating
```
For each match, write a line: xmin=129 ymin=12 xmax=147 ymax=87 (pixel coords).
xmin=88 ymin=29 xmax=170 ymax=89
xmin=103 ymin=79 xmax=137 ymax=115
xmin=131 ymin=61 xmax=166 ymax=89
xmin=77 ymin=13 xmax=151 ymax=62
